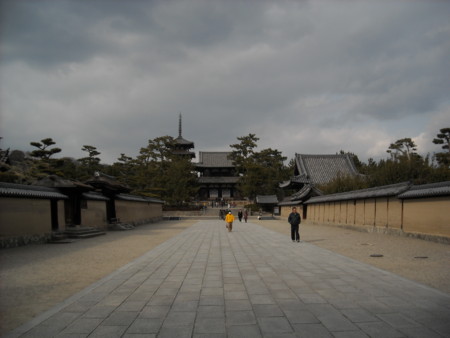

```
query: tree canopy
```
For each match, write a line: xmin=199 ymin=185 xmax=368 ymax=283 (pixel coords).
xmin=110 ymin=136 xmax=198 ymax=205
xmin=1 ymin=127 xmax=449 ymax=199
xmin=320 ymin=133 xmax=450 ymax=193
xmin=433 ymin=128 xmax=450 ymax=167
xmin=30 ymin=138 xmax=61 ymax=160
xmin=229 ymin=134 xmax=290 ymax=200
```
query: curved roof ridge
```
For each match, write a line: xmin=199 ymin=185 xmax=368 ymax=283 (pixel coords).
xmin=295 ymin=153 xmax=309 ymax=178
xmin=344 ymin=153 xmax=360 ymax=175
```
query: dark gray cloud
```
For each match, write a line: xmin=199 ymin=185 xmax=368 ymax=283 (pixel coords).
xmin=1 ymin=0 xmax=449 ymax=164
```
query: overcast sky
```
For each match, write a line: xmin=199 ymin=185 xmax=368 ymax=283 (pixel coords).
xmin=1 ymin=0 xmax=449 ymax=164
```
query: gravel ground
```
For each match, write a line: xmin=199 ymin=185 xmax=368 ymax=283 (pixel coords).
xmin=1 ymin=218 xmax=449 ymax=335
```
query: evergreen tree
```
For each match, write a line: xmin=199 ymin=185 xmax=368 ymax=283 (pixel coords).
xmin=433 ymin=127 xmax=450 ymax=167
xmin=117 ymin=136 xmax=198 ymax=204
xmin=78 ymin=145 xmax=101 ymax=178
xmin=229 ymin=133 xmax=259 ymax=175
xmin=29 ymin=138 xmax=62 ymax=177
xmin=229 ymin=135 xmax=289 ymax=200
xmin=386 ymin=138 xmax=418 ymax=161
xmin=30 ymin=138 xmax=61 ymax=160
xmin=163 ymin=156 xmax=198 ymax=205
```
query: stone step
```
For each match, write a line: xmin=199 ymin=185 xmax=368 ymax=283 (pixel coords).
xmin=48 ymin=232 xmax=76 ymax=244
xmin=64 ymin=227 xmax=106 ymax=239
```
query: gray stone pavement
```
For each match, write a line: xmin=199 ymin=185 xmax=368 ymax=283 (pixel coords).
xmin=6 ymin=220 xmax=450 ymax=338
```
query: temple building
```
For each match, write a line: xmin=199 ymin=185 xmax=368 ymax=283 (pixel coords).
xmin=279 ymin=153 xmax=362 ymax=216
xmin=171 ymin=115 xmax=240 ymax=201
xmin=172 ymin=114 xmax=195 ymax=159
xmin=195 ymin=151 xmax=240 ymax=200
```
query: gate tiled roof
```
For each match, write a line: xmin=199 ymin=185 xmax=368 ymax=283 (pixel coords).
xmin=256 ymin=195 xmax=278 ymax=204
xmin=198 ymin=176 xmax=239 ymax=184
xmin=196 ymin=152 xmax=234 ymax=167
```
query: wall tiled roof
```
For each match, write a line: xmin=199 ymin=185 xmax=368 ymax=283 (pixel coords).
xmin=295 ymin=154 xmax=360 ymax=185
xmin=305 ymin=182 xmax=411 ymax=204
xmin=116 ymin=193 xmax=164 ymax=204
xmin=0 ymin=182 xmax=68 ymax=199
xmin=278 ymin=199 xmax=301 ymax=206
xmin=398 ymin=181 xmax=450 ymax=199
xmin=196 ymin=152 xmax=235 ymax=167
xmin=256 ymin=195 xmax=278 ymax=204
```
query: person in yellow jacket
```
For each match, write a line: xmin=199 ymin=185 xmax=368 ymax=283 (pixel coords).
xmin=225 ymin=211 xmax=235 ymax=232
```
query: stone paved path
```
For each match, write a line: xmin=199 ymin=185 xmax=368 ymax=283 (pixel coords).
xmin=7 ymin=220 xmax=450 ymax=337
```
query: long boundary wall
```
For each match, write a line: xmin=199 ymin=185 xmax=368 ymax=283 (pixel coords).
xmin=0 ymin=197 xmax=54 ymax=247
xmin=305 ymin=196 xmax=450 ymax=243
xmin=115 ymin=200 xmax=163 ymax=225
xmin=1 ymin=195 xmax=164 ymax=248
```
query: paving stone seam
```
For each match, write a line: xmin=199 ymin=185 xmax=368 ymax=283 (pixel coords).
xmin=220 ymin=222 xmax=265 ymax=336
xmin=223 ymin=222 xmax=449 ymax=337
xmin=5 ymin=225 xmax=202 ymax=337
xmin=5 ymin=220 xmax=450 ymax=337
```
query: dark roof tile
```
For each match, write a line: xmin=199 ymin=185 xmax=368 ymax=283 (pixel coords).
xmin=256 ymin=195 xmax=278 ymax=204
xmin=295 ymin=154 xmax=360 ymax=185
xmin=398 ymin=181 xmax=450 ymax=199
xmin=116 ymin=193 xmax=164 ymax=204
xmin=175 ymin=136 xmax=194 ymax=146
xmin=196 ymin=152 xmax=234 ymax=167
xmin=290 ymin=184 xmax=322 ymax=201
xmin=0 ymin=182 xmax=68 ymax=199
xmin=198 ymin=176 xmax=240 ymax=184
xmin=305 ymin=182 xmax=410 ymax=204
xmin=82 ymin=192 xmax=109 ymax=201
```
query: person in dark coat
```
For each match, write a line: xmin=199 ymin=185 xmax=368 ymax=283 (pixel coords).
xmin=288 ymin=207 xmax=301 ymax=242
xmin=238 ymin=209 xmax=243 ymax=222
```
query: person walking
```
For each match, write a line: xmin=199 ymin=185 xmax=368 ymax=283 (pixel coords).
xmin=225 ymin=211 xmax=235 ymax=232
xmin=288 ymin=207 xmax=301 ymax=242
xmin=238 ymin=209 xmax=243 ymax=222
xmin=243 ymin=209 xmax=248 ymax=223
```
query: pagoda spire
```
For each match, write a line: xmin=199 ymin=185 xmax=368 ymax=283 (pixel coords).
xmin=172 ymin=113 xmax=195 ymax=159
